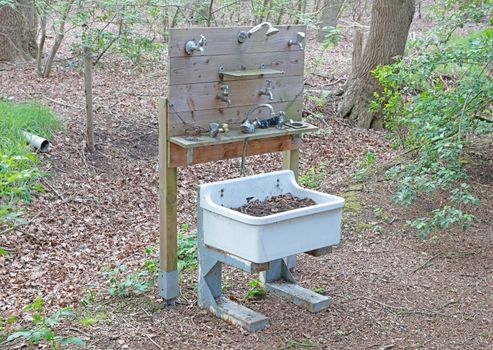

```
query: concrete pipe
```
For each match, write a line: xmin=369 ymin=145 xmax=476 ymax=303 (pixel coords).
xmin=22 ymin=131 xmax=50 ymax=153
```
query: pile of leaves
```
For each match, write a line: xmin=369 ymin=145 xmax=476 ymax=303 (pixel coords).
xmin=231 ymin=193 xmax=316 ymax=217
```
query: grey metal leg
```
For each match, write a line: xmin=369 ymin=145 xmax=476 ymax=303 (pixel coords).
xmin=286 ymin=255 xmax=297 ymax=271
xmin=197 ymin=205 xmax=269 ymax=332
xmin=260 ymin=258 xmax=332 ymax=313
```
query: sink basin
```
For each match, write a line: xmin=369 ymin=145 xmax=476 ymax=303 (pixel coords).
xmin=199 ymin=170 xmax=344 ymax=263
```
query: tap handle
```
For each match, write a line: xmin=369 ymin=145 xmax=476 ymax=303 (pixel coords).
xmin=220 ymin=84 xmax=230 ymax=96
xmin=288 ymin=32 xmax=305 ymax=51
xmin=185 ymin=34 xmax=207 ymax=55
xmin=276 ymin=111 xmax=285 ymax=129
xmin=198 ymin=35 xmax=207 ymax=47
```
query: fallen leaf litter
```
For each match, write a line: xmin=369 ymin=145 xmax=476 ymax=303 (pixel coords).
xmin=231 ymin=193 xmax=316 ymax=217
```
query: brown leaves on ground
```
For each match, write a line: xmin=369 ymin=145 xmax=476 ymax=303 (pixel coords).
xmin=1 ymin=26 xmax=492 ymax=350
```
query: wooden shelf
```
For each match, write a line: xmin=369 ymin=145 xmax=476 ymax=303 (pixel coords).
xmin=169 ymin=122 xmax=318 ymax=149
xmin=219 ymin=68 xmax=285 ymax=79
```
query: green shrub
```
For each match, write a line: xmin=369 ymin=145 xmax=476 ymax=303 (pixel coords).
xmin=6 ymin=296 xmax=83 ymax=349
xmin=372 ymin=23 xmax=492 ymax=238
xmin=0 ymin=100 xmax=61 ymax=226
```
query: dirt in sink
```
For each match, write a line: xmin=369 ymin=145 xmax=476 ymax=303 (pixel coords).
xmin=230 ymin=193 xmax=316 ymax=217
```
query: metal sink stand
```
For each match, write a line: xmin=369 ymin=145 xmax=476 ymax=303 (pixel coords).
xmin=197 ymin=202 xmax=332 ymax=332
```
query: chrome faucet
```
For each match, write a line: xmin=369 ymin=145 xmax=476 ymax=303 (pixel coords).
xmin=259 ymin=80 xmax=274 ymax=101
xmin=216 ymin=84 xmax=231 ymax=106
xmin=288 ymin=32 xmax=305 ymax=50
xmin=185 ymin=35 xmax=207 ymax=55
xmin=238 ymin=22 xmax=280 ymax=43
xmin=241 ymin=104 xmax=285 ymax=133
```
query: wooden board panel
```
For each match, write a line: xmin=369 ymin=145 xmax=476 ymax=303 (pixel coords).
xmin=169 ymin=25 xmax=306 ymax=58
xmin=170 ymin=122 xmax=317 ymax=148
xmin=168 ymin=75 xmax=303 ymax=113
xmin=169 ymin=50 xmax=304 ymax=85
xmin=169 ymin=135 xmax=299 ymax=167
xmin=167 ymin=25 xmax=306 ymax=140
xmin=168 ymin=100 xmax=302 ymax=136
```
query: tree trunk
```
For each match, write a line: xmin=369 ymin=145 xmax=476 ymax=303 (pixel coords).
xmin=317 ymin=0 xmax=345 ymax=42
xmin=338 ymin=0 xmax=415 ymax=129
xmin=84 ymin=46 xmax=95 ymax=153
xmin=0 ymin=0 xmax=37 ymax=62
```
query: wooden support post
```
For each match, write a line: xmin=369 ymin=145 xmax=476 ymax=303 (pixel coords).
xmin=282 ymin=148 xmax=300 ymax=270
xmin=282 ymin=149 xmax=300 ymax=181
xmin=158 ymin=99 xmax=179 ymax=302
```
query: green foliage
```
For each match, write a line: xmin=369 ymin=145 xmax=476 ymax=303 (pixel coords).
xmin=373 ymin=207 xmax=391 ymax=222
xmin=103 ymin=226 xmax=197 ymax=297
xmin=299 ymin=162 xmax=327 ymax=189
xmin=321 ymin=25 xmax=343 ymax=49
xmin=246 ymin=279 xmax=266 ymax=299
xmin=177 ymin=229 xmax=198 ymax=272
xmin=278 ymin=340 xmax=318 ymax=349
xmin=0 ymin=101 xmax=61 ymax=146
xmin=372 ymin=4 xmax=492 ymax=238
xmin=36 ymin=0 xmax=167 ymax=66
xmin=103 ymin=247 xmax=158 ymax=297
xmin=311 ymin=287 xmax=326 ymax=295
xmin=0 ymin=101 xmax=60 ymax=226
xmin=79 ymin=287 xmax=97 ymax=306
xmin=6 ymin=296 xmax=84 ymax=349
xmin=353 ymin=151 xmax=376 ymax=182
xmin=0 ymin=154 xmax=41 ymax=203
xmin=307 ymin=91 xmax=330 ymax=108
xmin=79 ymin=314 xmax=105 ymax=327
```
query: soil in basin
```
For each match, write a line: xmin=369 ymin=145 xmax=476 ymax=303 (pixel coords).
xmin=231 ymin=193 xmax=316 ymax=217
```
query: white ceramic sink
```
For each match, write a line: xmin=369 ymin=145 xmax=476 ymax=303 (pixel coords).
xmin=199 ymin=170 xmax=345 ymax=264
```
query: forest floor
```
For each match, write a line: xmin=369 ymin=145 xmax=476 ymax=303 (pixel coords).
xmin=1 ymin=20 xmax=492 ymax=350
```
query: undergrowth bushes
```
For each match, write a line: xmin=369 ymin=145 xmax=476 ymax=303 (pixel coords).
xmin=372 ymin=19 xmax=492 ymax=238
xmin=0 ymin=100 xmax=61 ymax=226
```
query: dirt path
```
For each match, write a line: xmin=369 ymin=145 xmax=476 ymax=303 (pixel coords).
xmin=1 ymin=32 xmax=492 ymax=350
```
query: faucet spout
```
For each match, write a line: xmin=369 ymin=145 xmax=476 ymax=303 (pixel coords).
xmin=259 ymin=80 xmax=274 ymax=101
xmin=217 ymin=84 xmax=231 ymax=106
xmin=245 ymin=103 xmax=275 ymax=121
xmin=288 ymin=31 xmax=305 ymax=51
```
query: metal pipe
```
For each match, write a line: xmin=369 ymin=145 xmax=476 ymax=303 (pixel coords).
xmin=22 ymin=131 xmax=50 ymax=153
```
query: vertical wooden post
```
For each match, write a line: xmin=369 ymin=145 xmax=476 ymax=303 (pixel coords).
xmin=83 ymin=46 xmax=95 ymax=152
xmin=282 ymin=148 xmax=300 ymax=270
xmin=282 ymin=149 xmax=300 ymax=181
xmin=158 ymin=98 xmax=179 ymax=303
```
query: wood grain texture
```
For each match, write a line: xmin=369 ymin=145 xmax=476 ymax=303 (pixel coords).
xmin=169 ymin=50 xmax=303 ymax=85
xmin=168 ymin=100 xmax=302 ymax=136
xmin=169 ymin=25 xmax=306 ymax=57
xmin=170 ymin=122 xmax=317 ymax=148
xmin=158 ymin=99 xmax=177 ymax=272
xmin=168 ymin=75 xmax=303 ymax=113
xmin=169 ymin=135 xmax=298 ymax=167
xmin=167 ymin=25 xmax=306 ymax=140
xmin=282 ymin=149 xmax=300 ymax=180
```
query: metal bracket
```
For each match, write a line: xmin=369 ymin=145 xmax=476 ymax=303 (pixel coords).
xmin=158 ymin=270 xmax=179 ymax=304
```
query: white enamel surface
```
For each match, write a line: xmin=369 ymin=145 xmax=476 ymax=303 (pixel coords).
xmin=199 ymin=170 xmax=344 ymax=263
